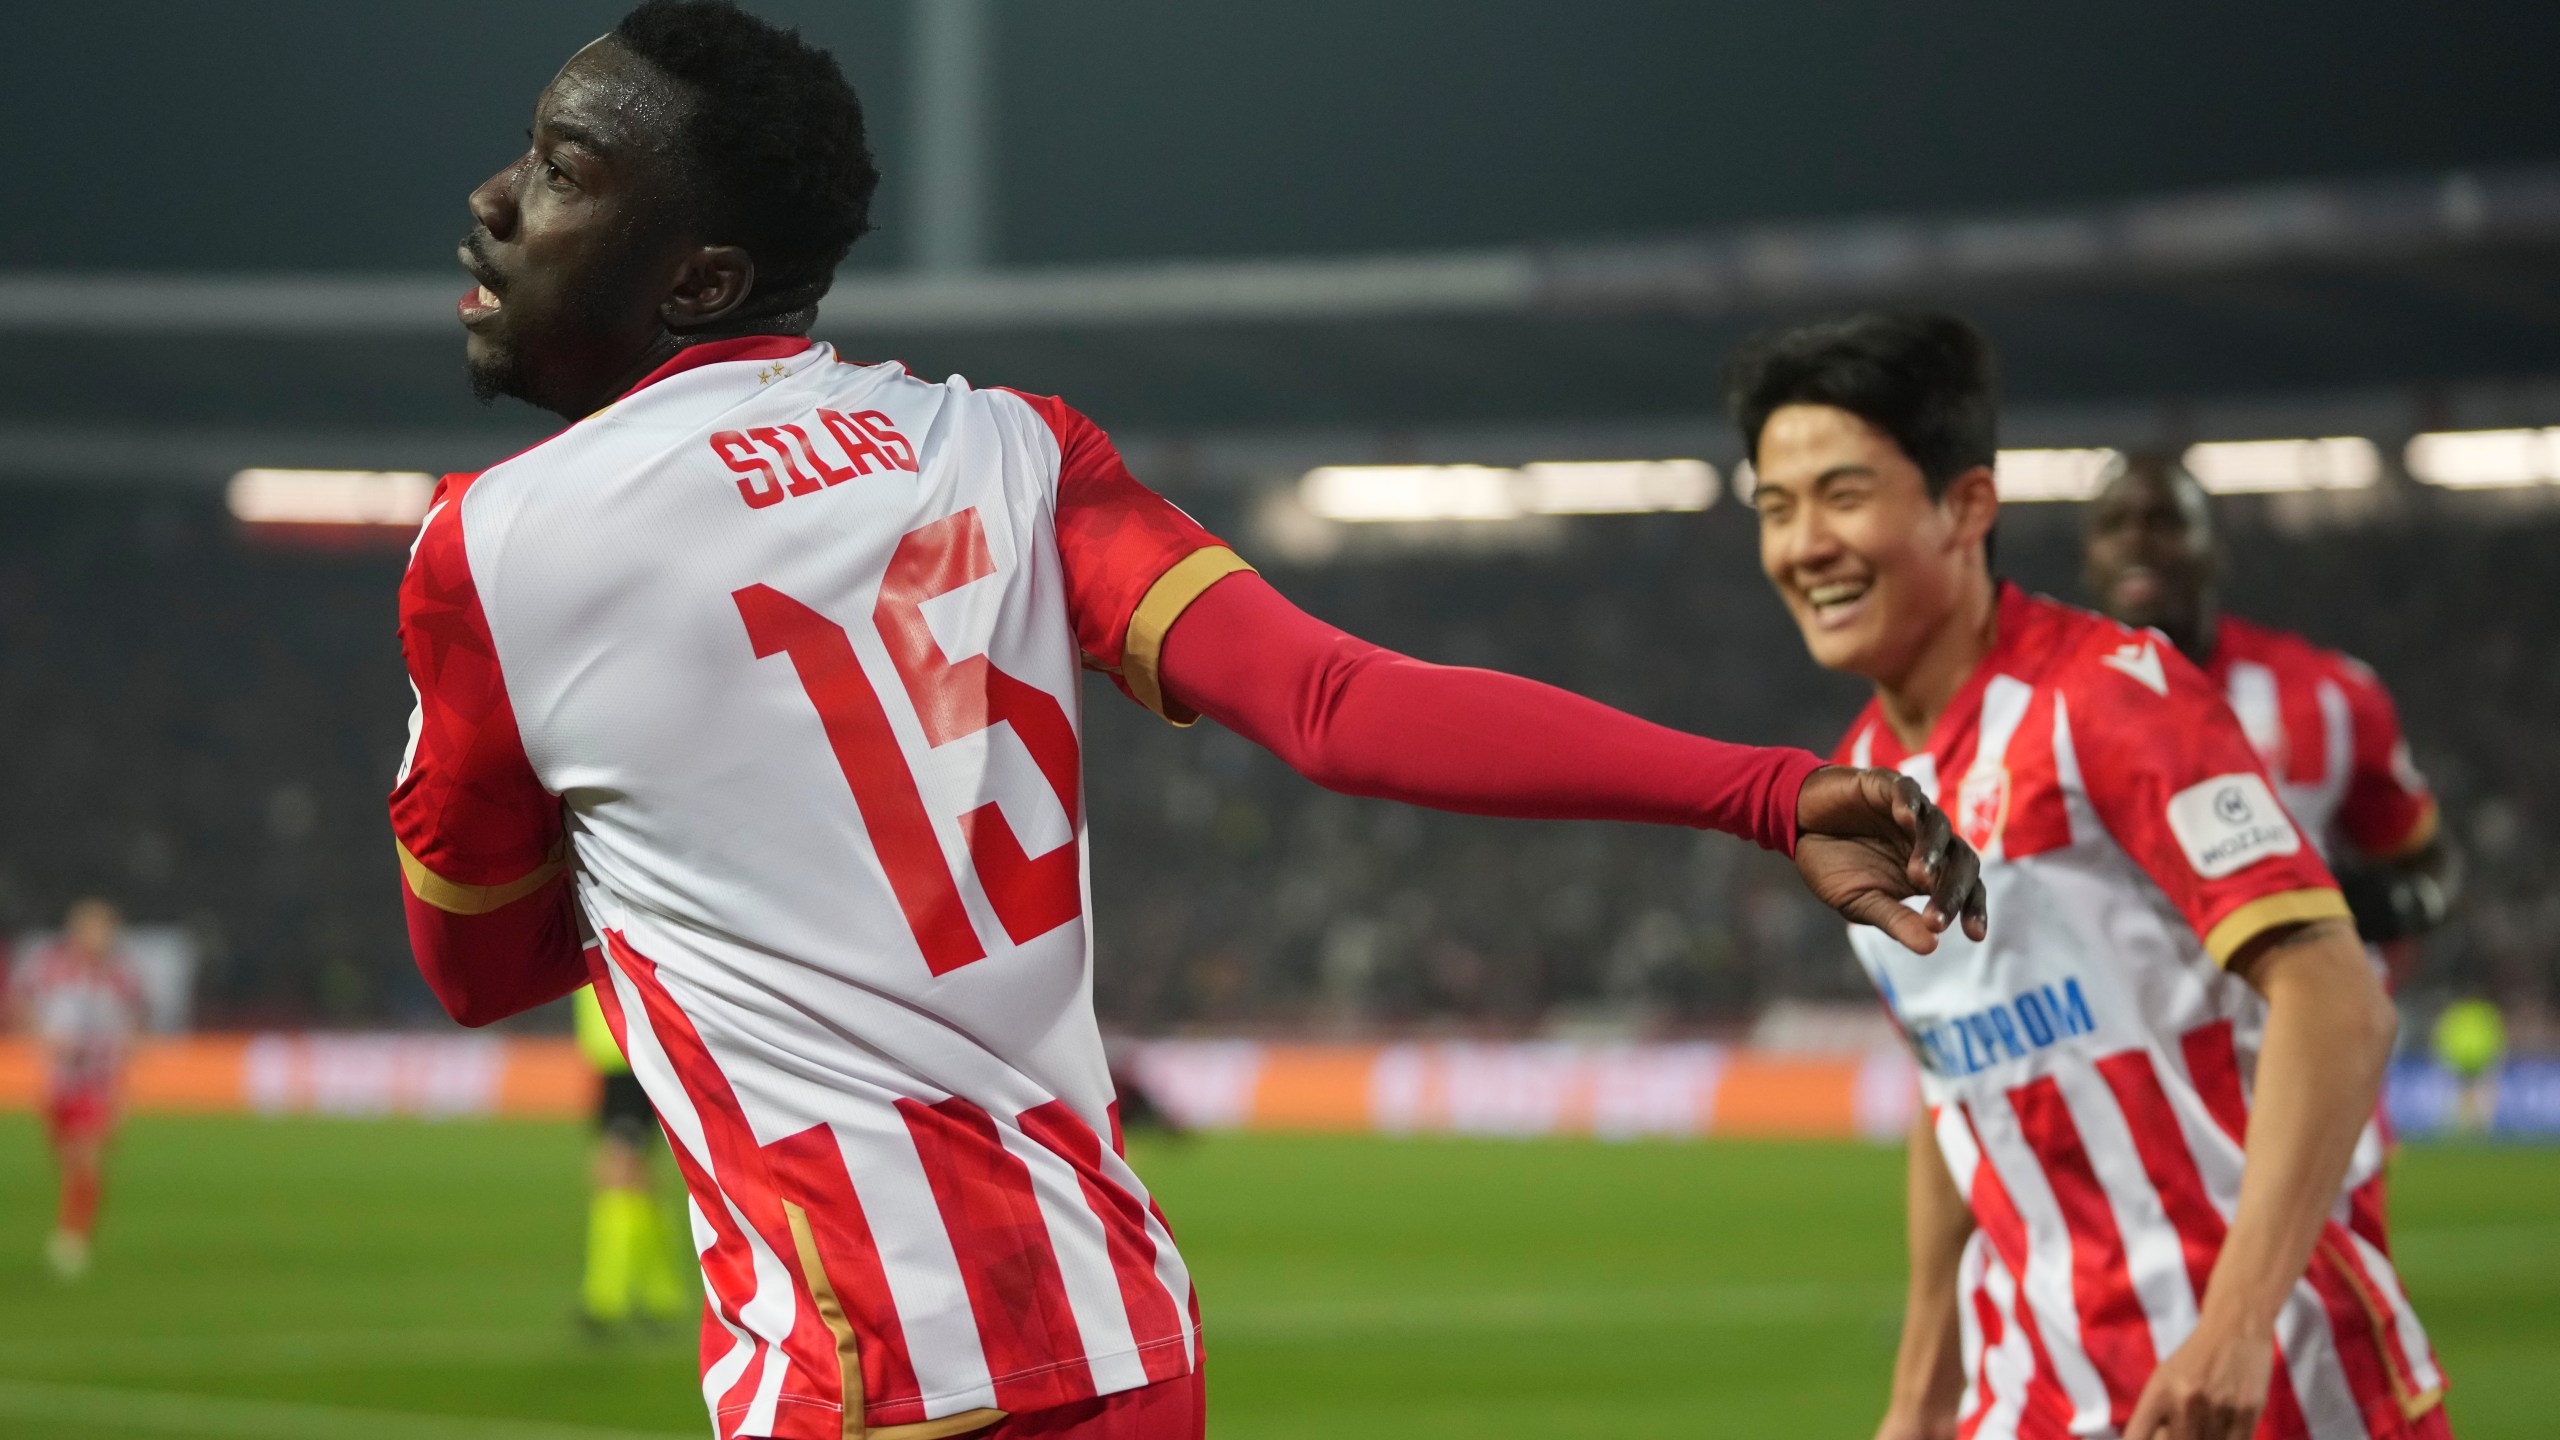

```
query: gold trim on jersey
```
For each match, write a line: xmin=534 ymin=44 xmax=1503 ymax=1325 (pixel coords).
xmin=1121 ymin=545 xmax=1256 ymax=726
xmin=394 ymin=837 xmax=565 ymax=916
xmin=784 ymin=1200 xmax=869 ymax=1439
xmin=870 ymin=1412 xmax=1008 ymax=1440
xmin=2317 ymin=1235 xmax=2445 ymax=1421
xmin=780 ymin=1202 xmax=1011 ymax=1440
xmin=2202 ymin=887 xmax=2352 ymax=966
xmin=2375 ymin=798 xmax=2440 ymax=863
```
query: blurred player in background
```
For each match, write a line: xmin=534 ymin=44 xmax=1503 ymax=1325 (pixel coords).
xmin=1732 ymin=312 xmax=2447 ymax=1440
xmin=2082 ymin=455 xmax=2459 ymax=983
xmin=2084 ymin=454 xmax=2459 ymax=1245
xmin=8 ymin=897 xmax=145 ymax=1279
xmin=575 ymin=983 xmax=688 ymax=1334
xmin=392 ymin=6 xmax=1982 ymax=1437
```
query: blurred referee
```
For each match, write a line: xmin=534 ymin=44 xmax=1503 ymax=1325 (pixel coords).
xmin=575 ymin=983 xmax=687 ymax=1333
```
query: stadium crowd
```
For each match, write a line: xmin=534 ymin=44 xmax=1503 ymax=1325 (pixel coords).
xmin=1 ymin=481 xmax=2552 ymax=1038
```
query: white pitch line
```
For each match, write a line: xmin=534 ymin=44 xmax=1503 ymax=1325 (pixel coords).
xmin=0 ymin=1379 xmax=697 ymax=1440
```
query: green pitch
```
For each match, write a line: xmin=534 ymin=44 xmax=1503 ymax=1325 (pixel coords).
xmin=0 ymin=1117 xmax=2550 ymax=1439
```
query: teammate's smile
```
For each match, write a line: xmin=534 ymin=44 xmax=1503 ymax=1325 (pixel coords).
xmin=1801 ymin=578 xmax=1872 ymax=630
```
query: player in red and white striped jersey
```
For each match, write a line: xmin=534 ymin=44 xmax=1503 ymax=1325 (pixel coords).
xmin=9 ymin=897 xmax=147 ymax=1279
xmin=393 ymin=8 xmax=1986 ymax=1438
xmin=2083 ymin=456 xmax=2458 ymax=978
xmin=2084 ymin=456 xmax=2459 ymax=1264
xmin=1732 ymin=313 xmax=2447 ymax=1440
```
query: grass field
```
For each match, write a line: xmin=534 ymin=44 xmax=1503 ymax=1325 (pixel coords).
xmin=0 ymin=1118 xmax=2550 ymax=1439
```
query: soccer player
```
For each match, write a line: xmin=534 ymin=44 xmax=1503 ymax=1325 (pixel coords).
xmin=2083 ymin=454 xmax=2456 ymax=1249
xmin=2082 ymin=455 xmax=2458 ymax=981
xmin=576 ymin=983 xmax=689 ymax=1333
xmin=394 ymin=7 xmax=1983 ymax=1438
xmin=1730 ymin=312 xmax=2448 ymax=1440
xmin=9 ymin=897 xmax=146 ymax=1279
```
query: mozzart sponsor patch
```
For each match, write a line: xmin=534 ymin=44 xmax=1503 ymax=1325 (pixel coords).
xmin=2166 ymin=772 xmax=2301 ymax=878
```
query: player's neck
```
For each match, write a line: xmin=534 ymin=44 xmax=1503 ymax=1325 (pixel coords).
xmin=2172 ymin=603 xmax=2220 ymax=666
xmin=1874 ymin=567 xmax=1999 ymax=751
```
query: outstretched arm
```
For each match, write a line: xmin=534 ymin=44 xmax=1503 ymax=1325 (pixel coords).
xmin=1157 ymin=570 xmax=1985 ymax=950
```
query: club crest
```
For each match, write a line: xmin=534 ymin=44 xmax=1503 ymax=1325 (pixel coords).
xmin=1956 ymin=764 xmax=2011 ymax=854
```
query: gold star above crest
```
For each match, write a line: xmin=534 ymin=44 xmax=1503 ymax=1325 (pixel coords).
xmin=757 ymin=362 xmax=789 ymax=385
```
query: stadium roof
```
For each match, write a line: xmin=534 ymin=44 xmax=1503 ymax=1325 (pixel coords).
xmin=5 ymin=165 xmax=2559 ymax=485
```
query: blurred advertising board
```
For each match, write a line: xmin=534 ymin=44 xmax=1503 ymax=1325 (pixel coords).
xmin=1 ymin=1038 xmax=2552 ymax=1140
xmin=0 ymin=1035 xmax=589 ymax=1119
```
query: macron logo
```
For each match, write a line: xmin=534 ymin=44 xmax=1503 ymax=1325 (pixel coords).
xmin=2101 ymin=638 xmax=2169 ymax=697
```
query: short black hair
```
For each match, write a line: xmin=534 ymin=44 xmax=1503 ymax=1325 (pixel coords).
xmin=614 ymin=0 xmax=880 ymax=321
xmin=1723 ymin=310 xmax=2000 ymax=497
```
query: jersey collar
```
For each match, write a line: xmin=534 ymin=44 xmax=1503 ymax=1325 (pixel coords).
xmin=1861 ymin=580 xmax=2030 ymax=766
xmin=612 ymin=334 xmax=818 ymax=404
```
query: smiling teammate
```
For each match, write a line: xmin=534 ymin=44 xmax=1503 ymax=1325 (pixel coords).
xmin=2084 ymin=454 xmax=2456 ymax=1256
xmin=1731 ymin=312 xmax=2447 ymax=1440
xmin=2083 ymin=455 xmax=2457 ymax=977
xmin=391 ymin=7 xmax=1985 ymax=1438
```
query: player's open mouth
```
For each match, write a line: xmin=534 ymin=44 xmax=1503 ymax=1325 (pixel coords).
xmin=1804 ymin=580 xmax=1870 ymax=630
xmin=2111 ymin=566 xmax=2162 ymax=609
xmin=458 ymin=284 xmax=504 ymax=326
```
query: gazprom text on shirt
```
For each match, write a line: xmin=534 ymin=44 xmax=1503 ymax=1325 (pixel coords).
xmin=1909 ymin=978 xmax=2096 ymax=1077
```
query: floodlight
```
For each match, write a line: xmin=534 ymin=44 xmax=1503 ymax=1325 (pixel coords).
xmin=228 ymin=469 xmax=437 ymax=526
xmin=2404 ymin=427 xmax=2560 ymax=488
xmin=2181 ymin=438 xmax=2379 ymax=494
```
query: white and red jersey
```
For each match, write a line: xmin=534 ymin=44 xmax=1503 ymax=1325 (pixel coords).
xmin=2202 ymin=615 xmax=2437 ymax=868
xmin=392 ymin=337 xmax=1245 ymax=1438
xmin=1835 ymin=586 xmax=2446 ymax=1440
xmin=13 ymin=946 xmax=144 ymax=1095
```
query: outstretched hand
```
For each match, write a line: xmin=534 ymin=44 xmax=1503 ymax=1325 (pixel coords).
xmin=1794 ymin=766 xmax=1989 ymax=954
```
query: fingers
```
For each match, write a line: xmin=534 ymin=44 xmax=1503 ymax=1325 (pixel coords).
xmin=2123 ymin=1378 xmax=2259 ymax=1440
xmin=1841 ymin=889 xmax=1939 ymax=956
xmin=2226 ymin=1402 xmax=2266 ymax=1440
xmin=1930 ymin=824 xmax=1985 ymax=942
xmin=1894 ymin=775 xmax=1981 ymax=937
xmin=1895 ymin=774 xmax=1953 ymax=894
xmin=1797 ymin=768 xmax=1989 ymax=949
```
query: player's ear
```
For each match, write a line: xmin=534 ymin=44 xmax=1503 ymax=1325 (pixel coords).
xmin=1942 ymin=464 xmax=2000 ymax=549
xmin=664 ymin=245 xmax=755 ymax=330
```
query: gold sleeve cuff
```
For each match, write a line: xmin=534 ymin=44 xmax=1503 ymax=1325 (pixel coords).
xmin=396 ymin=837 xmax=566 ymax=915
xmin=2202 ymin=887 xmax=2353 ymax=966
xmin=1120 ymin=545 xmax=1256 ymax=725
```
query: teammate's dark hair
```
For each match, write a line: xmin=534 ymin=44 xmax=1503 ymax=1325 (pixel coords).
xmin=614 ymin=0 xmax=879 ymax=324
xmin=1723 ymin=311 xmax=2000 ymax=498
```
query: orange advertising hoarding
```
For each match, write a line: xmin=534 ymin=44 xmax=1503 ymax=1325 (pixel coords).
xmin=0 ymin=1036 xmax=1918 ymax=1139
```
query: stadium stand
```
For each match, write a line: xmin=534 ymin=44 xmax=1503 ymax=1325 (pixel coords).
xmin=1 ymin=483 xmax=2552 ymax=1036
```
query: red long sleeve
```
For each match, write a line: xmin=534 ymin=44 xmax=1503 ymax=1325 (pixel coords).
xmin=1156 ymin=571 xmax=1825 ymax=853
xmin=401 ymin=872 xmax=589 ymax=1027
xmin=393 ymin=468 xmax=588 ymax=1027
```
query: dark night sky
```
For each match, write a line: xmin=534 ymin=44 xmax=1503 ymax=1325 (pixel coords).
xmin=6 ymin=1 xmax=2560 ymax=273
